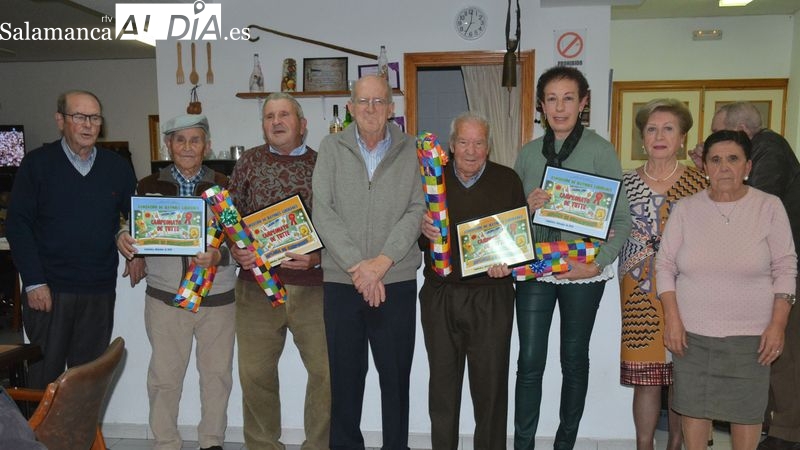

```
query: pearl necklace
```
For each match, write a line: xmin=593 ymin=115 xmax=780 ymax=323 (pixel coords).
xmin=642 ymin=160 xmax=679 ymax=182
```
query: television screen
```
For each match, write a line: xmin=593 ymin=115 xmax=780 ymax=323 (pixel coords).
xmin=0 ymin=125 xmax=25 ymax=167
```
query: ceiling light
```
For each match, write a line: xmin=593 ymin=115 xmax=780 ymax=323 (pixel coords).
xmin=692 ymin=29 xmax=723 ymax=40
xmin=719 ymin=0 xmax=753 ymax=6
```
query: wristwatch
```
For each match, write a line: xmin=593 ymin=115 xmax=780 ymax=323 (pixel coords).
xmin=776 ymin=293 xmax=797 ymax=306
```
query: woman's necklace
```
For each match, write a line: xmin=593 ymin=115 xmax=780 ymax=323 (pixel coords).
xmin=711 ymin=199 xmax=739 ymax=224
xmin=642 ymin=160 xmax=679 ymax=182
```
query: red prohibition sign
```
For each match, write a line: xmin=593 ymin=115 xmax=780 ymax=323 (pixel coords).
xmin=557 ymin=32 xmax=583 ymax=59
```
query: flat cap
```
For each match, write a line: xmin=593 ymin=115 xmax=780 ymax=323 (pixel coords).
xmin=162 ymin=114 xmax=210 ymax=137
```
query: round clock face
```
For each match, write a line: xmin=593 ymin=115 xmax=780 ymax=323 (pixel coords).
xmin=455 ymin=7 xmax=487 ymax=41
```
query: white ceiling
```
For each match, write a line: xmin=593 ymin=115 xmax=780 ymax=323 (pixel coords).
xmin=1 ymin=0 xmax=799 ymax=62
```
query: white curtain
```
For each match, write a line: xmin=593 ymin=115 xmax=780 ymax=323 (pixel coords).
xmin=461 ymin=64 xmax=521 ymax=168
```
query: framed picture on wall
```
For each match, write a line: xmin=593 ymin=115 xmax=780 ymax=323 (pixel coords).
xmin=303 ymin=57 xmax=348 ymax=92
xmin=358 ymin=62 xmax=401 ymax=89
xmin=610 ymin=79 xmax=788 ymax=171
xmin=613 ymin=89 xmax=701 ymax=170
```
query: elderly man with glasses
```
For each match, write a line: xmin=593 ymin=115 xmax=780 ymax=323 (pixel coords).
xmin=313 ymin=74 xmax=425 ymax=450
xmin=6 ymin=89 xmax=136 ymax=389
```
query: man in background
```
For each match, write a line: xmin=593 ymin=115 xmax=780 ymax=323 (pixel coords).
xmin=229 ymin=92 xmax=329 ymax=450
xmin=6 ymin=89 xmax=136 ymax=388
xmin=709 ymin=102 xmax=800 ymax=450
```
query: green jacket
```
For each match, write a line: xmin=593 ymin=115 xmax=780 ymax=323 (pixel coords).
xmin=515 ymin=128 xmax=631 ymax=268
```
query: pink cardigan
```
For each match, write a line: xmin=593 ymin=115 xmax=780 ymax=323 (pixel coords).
xmin=656 ymin=188 xmax=797 ymax=337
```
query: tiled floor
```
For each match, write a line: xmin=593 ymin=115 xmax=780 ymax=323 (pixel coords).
xmin=0 ymin=314 xmax=742 ymax=450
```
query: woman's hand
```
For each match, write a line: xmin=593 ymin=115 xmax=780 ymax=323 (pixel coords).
xmin=554 ymin=261 xmax=600 ymax=281
xmin=663 ymin=313 xmax=688 ymax=357
xmin=526 ymin=188 xmax=551 ymax=212
xmin=486 ymin=263 xmax=511 ymax=278
xmin=758 ymin=322 xmax=786 ymax=366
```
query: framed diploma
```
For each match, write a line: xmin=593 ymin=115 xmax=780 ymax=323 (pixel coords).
xmin=533 ymin=166 xmax=622 ymax=240
xmin=303 ymin=57 xmax=348 ymax=92
xmin=455 ymin=205 xmax=535 ymax=278
xmin=130 ymin=196 xmax=206 ymax=255
xmin=242 ymin=194 xmax=323 ymax=266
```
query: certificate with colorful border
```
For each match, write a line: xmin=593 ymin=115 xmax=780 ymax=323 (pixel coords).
xmin=242 ymin=194 xmax=323 ymax=266
xmin=455 ymin=206 xmax=535 ymax=278
xmin=533 ymin=166 xmax=621 ymax=240
xmin=131 ymin=196 xmax=206 ymax=256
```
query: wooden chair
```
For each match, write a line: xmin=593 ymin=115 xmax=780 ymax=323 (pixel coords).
xmin=7 ymin=337 xmax=125 ymax=450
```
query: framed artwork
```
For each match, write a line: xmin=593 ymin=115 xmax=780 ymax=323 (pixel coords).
xmin=390 ymin=116 xmax=405 ymax=132
xmin=358 ymin=62 xmax=401 ymax=89
xmin=242 ymin=194 xmax=323 ymax=266
xmin=611 ymin=78 xmax=788 ymax=171
xmin=613 ymin=89 xmax=700 ymax=170
xmin=130 ymin=196 xmax=206 ymax=256
xmin=702 ymin=89 xmax=785 ymax=139
xmin=148 ymin=114 xmax=160 ymax=160
xmin=455 ymin=205 xmax=534 ymax=278
xmin=533 ymin=166 xmax=622 ymax=240
xmin=303 ymin=57 xmax=348 ymax=92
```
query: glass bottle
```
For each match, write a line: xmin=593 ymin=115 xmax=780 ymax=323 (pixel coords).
xmin=377 ymin=45 xmax=389 ymax=81
xmin=249 ymin=53 xmax=264 ymax=92
xmin=342 ymin=104 xmax=353 ymax=129
xmin=329 ymin=104 xmax=342 ymax=134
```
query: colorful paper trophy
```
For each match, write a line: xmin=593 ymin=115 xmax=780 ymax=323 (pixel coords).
xmin=417 ymin=131 xmax=452 ymax=277
xmin=512 ymin=238 xmax=601 ymax=281
xmin=202 ymin=186 xmax=287 ymax=306
xmin=173 ymin=219 xmax=225 ymax=312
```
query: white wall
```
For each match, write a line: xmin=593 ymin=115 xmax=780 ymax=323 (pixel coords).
xmin=98 ymin=1 xmax=629 ymax=446
xmin=0 ymin=59 xmax=158 ymax=180
xmin=611 ymin=14 xmax=799 ymax=150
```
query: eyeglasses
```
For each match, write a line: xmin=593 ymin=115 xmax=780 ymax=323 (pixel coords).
xmin=354 ymin=98 xmax=389 ymax=108
xmin=61 ymin=112 xmax=104 ymax=126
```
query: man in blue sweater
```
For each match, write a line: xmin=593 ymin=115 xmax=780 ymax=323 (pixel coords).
xmin=6 ymin=90 xmax=136 ymax=388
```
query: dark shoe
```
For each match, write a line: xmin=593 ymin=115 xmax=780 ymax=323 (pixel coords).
xmin=200 ymin=446 xmax=223 ymax=450
xmin=757 ymin=436 xmax=800 ymax=450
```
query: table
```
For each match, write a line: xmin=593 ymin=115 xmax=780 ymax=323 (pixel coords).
xmin=0 ymin=344 xmax=41 ymax=387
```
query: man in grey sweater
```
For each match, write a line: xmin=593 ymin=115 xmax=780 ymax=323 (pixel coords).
xmin=312 ymin=75 xmax=425 ymax=450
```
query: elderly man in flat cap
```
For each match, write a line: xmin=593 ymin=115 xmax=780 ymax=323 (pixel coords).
xmin=117 ymin=114 xmax=235 ymax=450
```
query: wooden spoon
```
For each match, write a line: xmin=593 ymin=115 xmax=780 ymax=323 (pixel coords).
xmin=189 ymin=42 xmax=199 ymax=85
xmin=206 ymin=42 xmax=214 ymax=84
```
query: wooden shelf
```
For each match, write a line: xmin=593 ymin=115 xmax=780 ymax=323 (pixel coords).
xmin=236 ymin=88 xmax=403 ymax=99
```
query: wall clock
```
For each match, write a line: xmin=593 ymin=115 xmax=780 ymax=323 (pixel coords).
xmin=454 ymin=6 xmax=487 ymax=41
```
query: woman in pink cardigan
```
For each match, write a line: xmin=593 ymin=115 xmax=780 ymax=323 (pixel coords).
xmin=656 ymin=129 xmax=797 ymax=450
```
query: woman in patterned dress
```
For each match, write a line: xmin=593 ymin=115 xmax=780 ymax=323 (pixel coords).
xmin=619 ymin=98 xmax=707 ymax=450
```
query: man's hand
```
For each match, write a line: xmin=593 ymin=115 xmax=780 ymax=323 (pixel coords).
xmin=116 ymin=231 xmax=138 ymax=261
xmin=348 ymin=255 xmax=393 ymax=307
xmin=690 ymin=143 xmax=704 ymax=171
xmin=231 ymin=245 xmax=257 ymax=270
xmin=421 ymin=214 xmax=441 ymax=241
xmin=282 ymin=251 xmax=321 ymax=271
xmin=26 ymin=285 xmax=52 ymax=312
xmin=123 ymin=258 xmax=147 ymax=287
xmin=193 ymin=248 xmax=221 ymax=269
